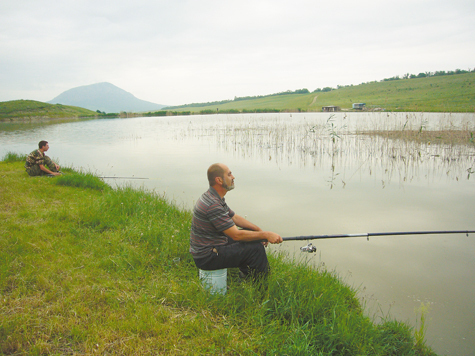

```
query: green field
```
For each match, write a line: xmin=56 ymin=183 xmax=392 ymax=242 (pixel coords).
xmin=0 ymin=100 xmax=98 ymax=122
xmin=2 ymin=73 xmax=474 ymax=122
xmin=1 ymin=155 xmax=436 ymax=355
xmin=165 ymin=72 xmax=475 ymax=113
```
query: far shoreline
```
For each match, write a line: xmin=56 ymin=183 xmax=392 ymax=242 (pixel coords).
xmin=2 ymin=109 xmax=475 ymax=125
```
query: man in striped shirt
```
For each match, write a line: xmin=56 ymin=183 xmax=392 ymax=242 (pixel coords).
xmin=190 ymin=163 xmax=282 ymax=279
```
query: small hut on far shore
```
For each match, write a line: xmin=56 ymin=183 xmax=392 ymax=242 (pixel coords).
xmin=352 ymin=103 xmax=366 ymax=110
xmin=322 ymin=106 xmax=341 ymax=112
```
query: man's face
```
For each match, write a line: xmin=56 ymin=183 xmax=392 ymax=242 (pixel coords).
xmin=221 ymin=166 xmax=235 ymax=191
xmin=42 ymin=143 xmax=50 ymax=152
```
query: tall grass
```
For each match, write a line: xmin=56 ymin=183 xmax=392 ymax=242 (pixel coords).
xmin=55 ymin=168 xmax=111 ymax=191
xmin=0 ymin=159 xmax=437 ymax=355
xmin=364 ymin=129 xmax=475 ymax=146
xmin=414 ymin=303 xmax=431 ymax=352
xmin=1 ymin=151 xmax=26 ymax=162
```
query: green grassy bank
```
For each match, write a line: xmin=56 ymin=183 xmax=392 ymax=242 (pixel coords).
xmin=0 ymin=100 xmax=99 ymax=122
xmin=1 ymin=155 xmax=436 ymax=355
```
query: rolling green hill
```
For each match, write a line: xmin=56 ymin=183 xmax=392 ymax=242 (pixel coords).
xmin=165 ymin=72 xmax=475 ymax=113
xmin=0 ymin=100 xmax=98 ymax=122
xmin=3 ymin=73 xmax=475 ymax=122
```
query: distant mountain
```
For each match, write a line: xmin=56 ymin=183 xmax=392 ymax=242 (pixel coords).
xmin=48 ymin=82 xmax=166 ymax=113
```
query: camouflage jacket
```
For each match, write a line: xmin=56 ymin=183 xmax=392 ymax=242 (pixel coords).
xmin=25 ymin=150 xmax=45 ymax=169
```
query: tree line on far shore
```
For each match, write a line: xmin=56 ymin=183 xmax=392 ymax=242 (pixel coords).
xmin=335 ymin=68 xmax=474 ymax=90
xmin=382 ymin=68 xmax=474 ymax=81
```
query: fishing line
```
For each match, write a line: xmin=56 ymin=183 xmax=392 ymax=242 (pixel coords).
xmin=98 ymin=176 xmax=149 ymax=179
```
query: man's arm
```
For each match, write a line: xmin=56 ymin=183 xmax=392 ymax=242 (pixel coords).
xmin=223 ymin=215 xmax=282 ymax=244
xmin=232 ymin=214 xmax=262 ymax=231
xmin=39 ymin=164 xmax=61 ymax=176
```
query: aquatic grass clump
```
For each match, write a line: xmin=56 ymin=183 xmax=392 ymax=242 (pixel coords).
xmin=184 ymin=114 xmax=475 ymax=187
xmin=365 ymin=129 xmax=475 ymax=146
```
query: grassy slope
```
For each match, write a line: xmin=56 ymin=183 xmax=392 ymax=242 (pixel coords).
xmin=0 ymin=100 xmax=97 ymax=122
xmin=310 ymin=73 xmax=475 ymax=112
xmin=169 ymin=73 xmax=475 ymax=113
xmin=2 ymin=74 xmax=474 ymax=122
xmin=1 ymin=156 xmax=436 ymax=355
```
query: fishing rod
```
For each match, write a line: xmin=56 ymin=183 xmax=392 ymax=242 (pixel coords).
xmin=98 ymin=176 xmax=149 ymax=179
xmin=284 ymin=230 xmax=475 ymax=253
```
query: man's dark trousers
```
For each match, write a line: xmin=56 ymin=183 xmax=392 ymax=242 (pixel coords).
xmin=193 ymin=237 xmax=269 ymax=278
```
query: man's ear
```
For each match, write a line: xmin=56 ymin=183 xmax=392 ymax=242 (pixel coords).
xmin=215 ymin=176 xmax=223 ymax=185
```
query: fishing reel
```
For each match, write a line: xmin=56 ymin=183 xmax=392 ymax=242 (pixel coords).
xmin=300 ymin=242 xmax=317 ymax=253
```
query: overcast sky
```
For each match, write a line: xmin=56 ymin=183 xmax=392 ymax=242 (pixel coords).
xmin=1 ymin=0 xmax=474 ymax=106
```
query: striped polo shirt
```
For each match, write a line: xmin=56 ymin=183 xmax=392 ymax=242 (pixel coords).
xmin=189 ymin=187 xmax=235 ymax=258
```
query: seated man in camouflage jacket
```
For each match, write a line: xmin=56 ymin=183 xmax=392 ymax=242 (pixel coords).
xmin=25 ymin=140 xmax=61 ymax=177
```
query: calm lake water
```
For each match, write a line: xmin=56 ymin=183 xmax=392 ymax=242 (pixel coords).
xmin=1 ymin=112 xmax=475 ymax=355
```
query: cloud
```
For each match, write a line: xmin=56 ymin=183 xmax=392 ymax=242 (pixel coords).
xmin=1 ymin=0 xmax=474 ymax=105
